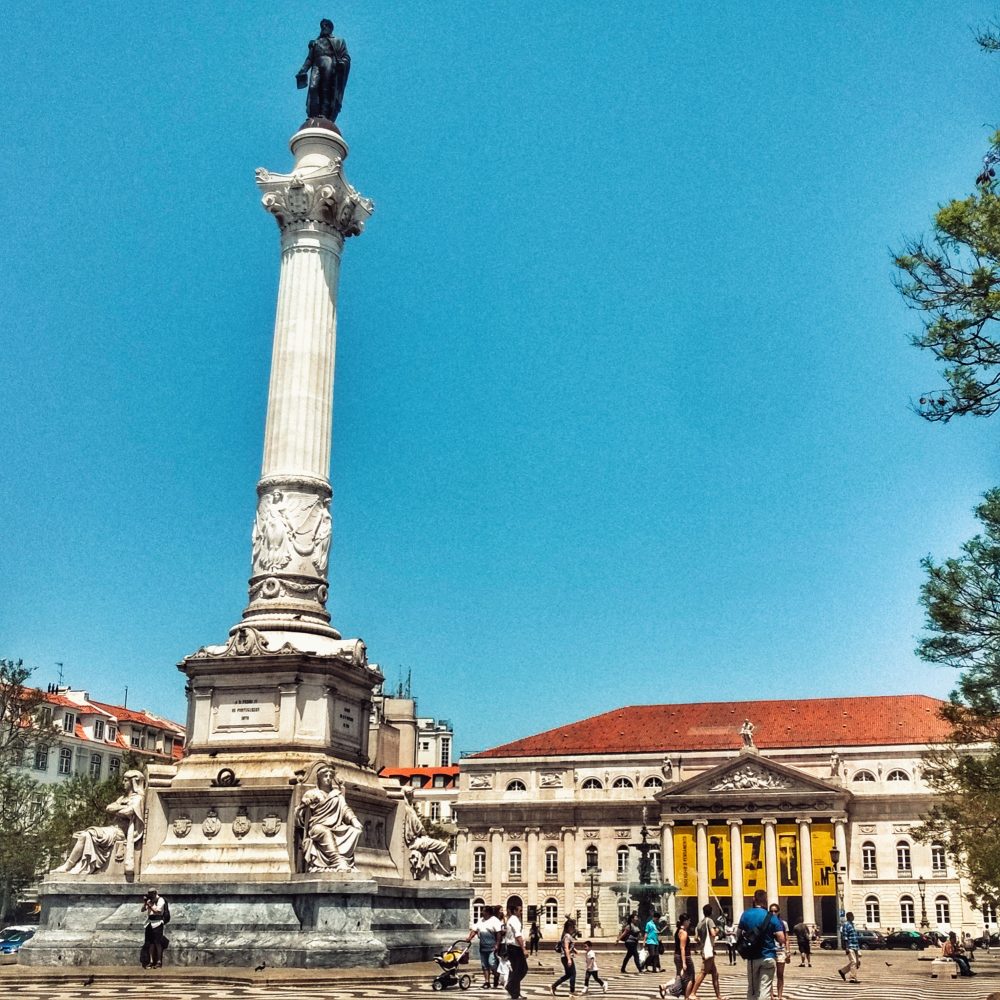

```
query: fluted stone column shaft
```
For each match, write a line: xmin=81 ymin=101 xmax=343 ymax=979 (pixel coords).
xmin=728 ymin=820 xmax=744 ymax=925
xmin=241 ymin=127 xmax=372 ymax=639
xmin=763 ymin=817 xmax=779 ymax=906
xmin=694 ymin=819 xmax=710 ymax=914
xmin=797 ymin=818 xmax=815 ymax=925
xmin=261 ymin=232 xmax=342 ymax=481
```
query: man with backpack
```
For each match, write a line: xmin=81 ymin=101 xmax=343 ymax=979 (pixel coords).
xmin=736 ymin=889 xmax=785 ymax=1000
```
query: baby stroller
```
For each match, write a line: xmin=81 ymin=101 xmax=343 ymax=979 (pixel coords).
xmin=431 ymin=940 xmax=472 ymax=990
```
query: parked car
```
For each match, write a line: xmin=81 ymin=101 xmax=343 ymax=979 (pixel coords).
xmin=819 ymin=935 xmax=839 ymax=950
xmin=884 ymin=930 xmax=930 ymax=950
xmin=857 ymin=930 xmax=886 ymax=950
xmin=0 ymin=926 xmax=35 ymax=964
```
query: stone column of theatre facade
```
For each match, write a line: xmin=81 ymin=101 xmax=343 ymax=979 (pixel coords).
xmin=25 ymin=103 xmax=470 ymax=965
xmin=563 ymin=827 xmax=576 ymax=918
xmin=728 ymin=819 xmax=744 ymax=925
xmin=798 ymin=817 xmax=815 ymax=926
xmin=661 ymin=820 xmax=677 ymax=928
xmin=763 ymin=816 xmax=779 ymax=905
xmin=694 ymin=819 xmax=710 ymax=914
xmin=526 ymin=827 xmax=540 ymax=911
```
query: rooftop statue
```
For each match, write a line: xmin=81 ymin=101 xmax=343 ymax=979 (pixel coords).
xmin=296 ymin=18 xmax=351 ymax=124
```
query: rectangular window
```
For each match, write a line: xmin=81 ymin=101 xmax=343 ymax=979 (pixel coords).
xmin=10 ymin=746 xmax=24 ymax=767
xmin=440 ymin=737 xmax=451 ymax=767
xmin=94 ymin=720 xmax=105 ymax=740
xmin=89 ymin=753 xmax=102 ymax=778
xmin=38 ymin=707 xmax=53 ymax=726
xmin=473 ymin=850 xmax=487 ymax=877
xmin=900 ymin=898 xmax=915 ymax=925
xmin=430 ymin=802 xmax=441 ymax=822
xmin=108 ymin=726 xmax=117 ymax=742
xmin=58 ymin=748 xmax=72 ymax=775
xmin=130 ymin=732 xmax=142 ymax=748
xmin=63 ymin=713 xmax=75 ymax=733
xmin=34 ymin=746 xmax=49 ymax=771
xmin=545 ymin=850 xmax=559 ymax=876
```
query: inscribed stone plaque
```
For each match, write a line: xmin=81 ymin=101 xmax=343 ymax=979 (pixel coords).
xmin=213 ymin=689 xmax=278 ymax=733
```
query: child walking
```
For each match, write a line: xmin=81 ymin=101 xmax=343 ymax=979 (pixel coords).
xmin=582 ymin=941 xmax=607 ymax=994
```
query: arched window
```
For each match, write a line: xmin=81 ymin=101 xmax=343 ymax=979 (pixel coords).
xmin=887 ymin=769 xmax=910 ymax=782
xmin=473 ymin=847 xmax=486 ymax=878
xmin=931 ymin=843 xmax=947 ymax=874
xmin=506 ymin=779 xmax=526 ymax=792
xmin=612 ymin=777 xmax=634 ymax=789
xmin=861 ymin=841 xmax=877 ymax=875
xmin=472 ymin=898 xmax=486 ymax=923
xmin=545 ymin=846 xmax=559 ymax=877
xmin=508 ymin=847 xmax=522 ymax=878
xmin=643 ymin=776 xmax=664 ymax=790
xmin=935 ymin=896 xmax=951 ymax=925
xmin=617 ymin=846 xmax=630 ymax=877
xmin=896 ymin=841 xmax=911 ymax=874
xmin=900 ymin=896 xmax=915 ymax=926
xmin=543 ymin=897 xmax=559 ymax=925
xmin=581 ymin=777 xmax=603 ymax=790
xmin=650 ymin=847 xmax=661 ymax=878
xmin=852 ymin=770 xmax=876 ymax=783
xmin=585 ymin=845 xmax=598 ymax=870
xmin=865 ymin=895 xmax=880 ymax=925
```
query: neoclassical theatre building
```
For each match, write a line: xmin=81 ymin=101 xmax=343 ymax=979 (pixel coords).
xmin=455 ymin=695 xmax=995 ymax=938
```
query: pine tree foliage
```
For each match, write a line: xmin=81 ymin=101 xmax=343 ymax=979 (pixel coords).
xmin=916 ymin=490 xmax=1000 ymax=905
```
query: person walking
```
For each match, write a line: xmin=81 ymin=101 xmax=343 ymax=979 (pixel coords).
xmin=529 ymin=920 xmax=542 ymax=956
xmin=837 ymin=911 xmax=860 ymax=984
xmin=620 ymin=912 xmax=643 ymax=974
xmin=659 ymin=912 xmax=696 ymax=999
xmin=140 ymin=887 xmax=168 ymax=969
xmin=768 ymin=904 xmax=789 ymax=1000
xmin=581 ymin=940 xmax=607 ymax=995
xmin=792 ymin=921 xmax=811 ymax=967
xmin=644 ymin=910 xmax=662 ymax=972
xmin=551 ymin=917 xmax=578 ymax=995
xmin=467 ymin=904 xmax=504 ymax=989
xmin=504 ymin=902 xmax=529 ymax=999
xmin=724 ymin=917 xmax=738 ymax=966
xmin=736 ymin=889 xmax=785 ymax=1000
xmin=690 ymin=903 xmax=722 ymax=1000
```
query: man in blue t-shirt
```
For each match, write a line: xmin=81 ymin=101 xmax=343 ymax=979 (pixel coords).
xmin=737 ymin=889 xmax=785 ymax=1000
xmin=643 ymin=910 xmax=662 ymax=972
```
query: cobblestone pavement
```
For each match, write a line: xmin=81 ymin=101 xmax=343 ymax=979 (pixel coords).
xmin=3 ymin=953 xmax=1000 ymax=1000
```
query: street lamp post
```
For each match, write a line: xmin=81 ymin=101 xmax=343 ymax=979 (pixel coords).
xmin=828 ymin=848 xmax=843 ymax=949
xmin=581 ymin=866 xmax=602 ymax=937
xmin=917 ymin=875 xmax=929 ymax=930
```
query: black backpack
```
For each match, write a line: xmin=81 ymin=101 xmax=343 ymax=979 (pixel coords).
xmin=161 ymin=900 xmax=171 ymax=926
xmin=736 ymin=912 xmax=772 ymax=960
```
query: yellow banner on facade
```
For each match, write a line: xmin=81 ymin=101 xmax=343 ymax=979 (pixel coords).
xmin=776 ymin=824 xmax=800 ymax=897
xmin=741 ymin=825 xmax=764 ymax=893
xmin=811 ymin=823 xmax=835 ymax=897
xmin=706 ymin=826 xmax=730 ymax=891
xmin=673 ymin=827 xmax=697 ymax=896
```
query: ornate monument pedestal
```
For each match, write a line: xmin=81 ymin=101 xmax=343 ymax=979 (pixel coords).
xmin=22 ymin=34 xmax=470 ymax=968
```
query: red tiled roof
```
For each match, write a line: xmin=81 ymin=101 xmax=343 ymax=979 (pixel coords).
xmin=471 ymin=695 xmax=952 ymax=759
xmin=90 ymin=700 xmax=184 ymax=732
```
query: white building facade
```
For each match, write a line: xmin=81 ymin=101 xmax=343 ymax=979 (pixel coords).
xmin=455 ymin=695 xmax=993 ymax=939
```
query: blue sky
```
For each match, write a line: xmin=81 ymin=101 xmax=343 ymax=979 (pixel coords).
xmin=3 ymin=2 xmax=1000 ymax=754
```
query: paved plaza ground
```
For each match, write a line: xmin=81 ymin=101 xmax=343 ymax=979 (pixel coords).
xmin=2 ymin=950 xmax=1000 ymax=1000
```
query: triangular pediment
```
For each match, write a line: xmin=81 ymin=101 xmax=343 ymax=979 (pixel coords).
xmin=660 ymin=751 xmax=845 ymax=800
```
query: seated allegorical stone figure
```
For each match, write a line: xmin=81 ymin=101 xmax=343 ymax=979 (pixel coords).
xmin=402 ymin=786 xmax=453 ymax=880
xmin=295 ymin=760 xmax=362 ymax=873
xmin=53 ymin=769 xmax=146 ymax=875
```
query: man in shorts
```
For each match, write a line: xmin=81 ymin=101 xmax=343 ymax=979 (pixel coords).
xmin=468 ymin=904 xmax=503 ymax=988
